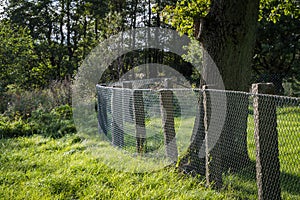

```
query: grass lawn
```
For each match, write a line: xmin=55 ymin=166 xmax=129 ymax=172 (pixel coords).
xmin=0 ymin=135 xmax=239 ymax=199
xmin=245 ymin=106 xmax=300 ymax=199
xmin=0 ymin=106 xmax=299 ymax=199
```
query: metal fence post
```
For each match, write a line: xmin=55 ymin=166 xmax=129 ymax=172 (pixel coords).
xmin=252 ymin=83 xmax=281 ymax=200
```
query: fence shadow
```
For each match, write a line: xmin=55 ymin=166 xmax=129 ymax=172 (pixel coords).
xmin=226 ymin=160 xmax=300 ymax=197
xmin=280 ymin=172 xmax=300 ymax=195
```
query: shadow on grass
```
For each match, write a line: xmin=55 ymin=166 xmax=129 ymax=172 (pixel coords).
xmin=225 ymin=160 xmax=300 ymax=197
xmin=280 ymin=172 xmax=300 ymax=195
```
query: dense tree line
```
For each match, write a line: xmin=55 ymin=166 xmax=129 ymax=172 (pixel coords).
xmin=1 ymin=0 xmax=118 ymax=89
xmin=1 ymin=0 xmax=298 ymax=95
xmin=0 ymin=0 xmax=184 ymax=90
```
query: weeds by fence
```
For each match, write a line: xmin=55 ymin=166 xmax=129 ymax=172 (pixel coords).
xmin=0 ymin=78 xmax=72 ymax=116
xmin=96 ymin=80 xmax=300 ymax=199
xmin=0 ymin=78 xmax=74 ymax=139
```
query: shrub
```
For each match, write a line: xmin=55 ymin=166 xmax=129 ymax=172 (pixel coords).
xmin=29 ymin=105 xmax=76 ymax=138
xmin=0 ymin=115 xmax=35 ymax=138
xmin=1 ymin=78 xmax=72 ymax=116
xmin=0 ymin=105 xmax=76 ymax=139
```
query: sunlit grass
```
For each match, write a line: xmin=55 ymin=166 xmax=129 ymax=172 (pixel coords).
xmin=0 ymin=107 xmax=299 ymax=199
xmin=246 ymin=106 xmax=300 ymax=199
xmin=1 ymin=135 xmax=230 ymax=199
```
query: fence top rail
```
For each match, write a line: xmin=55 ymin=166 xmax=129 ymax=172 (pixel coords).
xmin=96 ymin=84 xmax=300 ymax=101
xmin=119 ymin=78 xmax=172 ymax=84
xmin=96 ymin=84 xmax=202 ymax=92
xmin=99 ymin=78 xmax=173 ymax=88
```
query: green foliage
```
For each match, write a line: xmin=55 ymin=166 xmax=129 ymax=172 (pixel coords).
xmin=162 ymin=0 xmax=299 ymax=36
xmin=29 ymin=105 xmax=76 ymax=138
xmin=259 ymin=0 xmax=300 ymax=23
xmin=0 ymin=105 xmax=76 ymax=139
xmin=254 ymin=0 xmax=300 ymax=96
xmin=162 ymin=0 xmax=210 ymax=36
xmin=182 ymin=38 xmax=203 ymax=83
xmin=0 ymin=20 xmax=39 ymax=89
xmin=162 ymin=0 xmax=300 ymax=96
xmin=1 ymin=0 xmax=198 ymax=90
xmin=1 ymin=0 xmax=123 ymax=89
xmin=0 ymin=115 xmax=34 ymax=138
xmin=100 ymin=11 xmax=124 ymax=38
xmin=1 ymin=79 xmax=71 ymax=115
xmin=0 ymin=81 xmax=76 ymax=138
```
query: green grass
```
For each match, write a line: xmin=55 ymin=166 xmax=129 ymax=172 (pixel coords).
xmin=0 ymin=134 xmax=239 ymax=199
xmin=245 ymin=106 xmax=300 ymax=199
xmin=0 ymin=106 xmax=299 ymax=199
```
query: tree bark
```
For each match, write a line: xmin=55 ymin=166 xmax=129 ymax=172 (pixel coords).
xmin=180 ymin=0 xmax=260 ymax=176
xmin=199 ymin=0 xmax=260 ymax=173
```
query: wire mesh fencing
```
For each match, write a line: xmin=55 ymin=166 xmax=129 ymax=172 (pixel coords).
xmin=96 ymin=81 xmax=299 ymax=199
xmin=96 ymin=79 xmax=198 ymax=162
xmin=250 ymin=84 xmax=300 ymax=199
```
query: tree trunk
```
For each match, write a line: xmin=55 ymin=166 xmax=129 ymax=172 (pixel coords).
xmin=199 ymin=0 xmax=260 ymax=173
xmin=180 ymin=0 xmax=260 ymax=176
xmin=66 ymin=0 xmax=73 ymax=75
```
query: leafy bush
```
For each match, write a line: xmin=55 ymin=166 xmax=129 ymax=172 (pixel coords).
xmin=1 ymin=79 xmax=71 ymax=116
xmin=29 ymin=105 xmax=76 ymax=138
xmin=0 ymin=105 xmax=76 ymax=139
xmin=0 ymin=79 xmax=74 ymax=139
xmin=0 ymin=115 xmax=35 ymax=138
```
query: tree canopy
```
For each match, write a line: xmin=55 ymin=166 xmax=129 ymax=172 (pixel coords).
xmin=162 ymin=0 xmax=300 ymax=95
xmin=255 ymin=0 xmax=300 ymax=95
xmin=0 ymin=0 xmax=299 ymax=95
xmin=0 ymin=20 xmax=40 ymax=90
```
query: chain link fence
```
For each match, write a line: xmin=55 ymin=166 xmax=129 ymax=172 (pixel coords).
xmin=96 ymin=81 xmax=299 ymax=199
